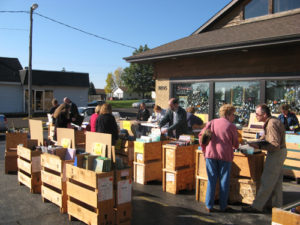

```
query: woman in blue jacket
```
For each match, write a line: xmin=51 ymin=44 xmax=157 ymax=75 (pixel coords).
xmin=278 ymin=104 xmax=299 ymax=131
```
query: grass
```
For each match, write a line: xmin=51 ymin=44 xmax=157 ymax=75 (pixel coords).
xmin=107 ymin=100 xmax=138 ymax=108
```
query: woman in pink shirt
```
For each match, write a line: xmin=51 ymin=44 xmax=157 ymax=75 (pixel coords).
xmin=199 ymin=104 xmax=239 ymax=213
xmin=89 ymin=105 xmax=102 ymax=132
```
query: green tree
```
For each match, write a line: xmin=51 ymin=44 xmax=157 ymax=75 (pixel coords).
xmin=88 ymin=82 xmax=96 ymax=95
xmin=123 ymin=45 xmax=154 ymax=98
xmin=104 ymin=72 xmax=116 ymax=97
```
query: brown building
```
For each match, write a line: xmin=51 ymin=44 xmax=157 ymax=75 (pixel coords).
xmin=125 ymin=0 xmax=300 ymax=126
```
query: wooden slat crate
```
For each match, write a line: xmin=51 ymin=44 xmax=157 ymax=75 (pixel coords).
xmin=116 ymin=140 xmax=134 ymax=167
xmin=134 ymin=141 xmax=162 ymax=163
xmin=114 ymin=168 xmax=132 ymax=225
xmin=133 ymin=160 xmax=162 ymax=184
xmin=241 ymin=127 xmax=264 ymax=142
xmin=41 ymin=148 xmax=74 ymax=213
xmin=17 ymin=145 xmax=42 ymax=193
xmin=162 ymin=167 xmax=195 ymax=194
xmin=162 ymin=144 xmax=197 ymax=171
xmin=228 ymin=178 xmax=260 ymax=205
xmin=272 ymin=202 xmax=300 ymax=225
xmin=284 ymin=134 xmax=300 ymax=183
xmin=231 ymin=152 xmax=265 ymax=181
xmin=75 ymin=130 xmax=85 ymax=149
xmin=5 ymin=132 xmax=28 ymax=174
xmin=66 ymin=164 xmax=114 ymax=225
xmin=195 ymin=176 xmax=219 ymax=203
xmin=195 ymin=150 xmax=207 ymax=178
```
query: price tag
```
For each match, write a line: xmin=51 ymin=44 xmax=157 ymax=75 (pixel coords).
xmin=93 ymin=143 xmax=104 ymax=155
xmin=134 ymin=142 xmax=144 ymax=153
xmin=123 ymin=121 xmax=131 ymax=131
xmin=61 ymin=138 xmax=71 ymax=148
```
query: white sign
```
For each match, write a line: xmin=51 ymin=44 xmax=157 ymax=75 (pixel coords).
xmin=166 ymin=173 xmax=175 ymax=182
xmin=118 ymin=179 xmax=132 ymax=204
xmin=98 ymin=176 xmax=113 ymax=202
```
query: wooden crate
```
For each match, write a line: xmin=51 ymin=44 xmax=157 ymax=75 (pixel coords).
xmin=284 ymin=134 xmax=300 ymax=183
xmin=195 ymin=150 xmax=207 ymax=178
xmin=229 ymin=178 xmax=260 ymax=205
xmin=133 ymin=160 xmax=162 ymax=184
xmin=195 ymin=176 xmax=219 ymax=203
xmin=75 ymin=130 xmax=85 ymax=149
xmin=5 ymin=132 xmax=28 ymax=174
xmin=41 ymin=148 xmax=74 ymax=213
xmin=230 ymin=152 xmax=265 ymax=181
xmin=66 ymin=164 xmax=114 ymax=225
xmin=241 ymin=127 xmax=263 ymax=141
xmin=272 ymin=202 xmax=300 ymax=225
xmin=114 ymin=168 xmax=132 ymax=225
xmin=134 ymin=141 xmax=162 ymax=163
xmin=17 ymin=145 xmax=42 ymax=193
xmin=162 ymin=167 xmax=195 ymax=194
xmin=162 ymin=144 xmax=197 ymax=171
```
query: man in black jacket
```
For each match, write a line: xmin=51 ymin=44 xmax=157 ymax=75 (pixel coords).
xmin=136 ymin=102 xmax=150 ymax=121
xmin=159 ymin=98 xmax=188 ymax=138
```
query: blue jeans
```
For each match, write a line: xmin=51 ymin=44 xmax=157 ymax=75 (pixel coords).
xmin=205 ymin=158 xmax=231 ymax=210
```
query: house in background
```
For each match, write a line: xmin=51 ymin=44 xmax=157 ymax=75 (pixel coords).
xmin=0 ymin=56 xmax=89 ymax=113
xmin=112 ymin=86 xmax=142 ymax=100
xmin=89 ymin=88 xmax=106 ymax=102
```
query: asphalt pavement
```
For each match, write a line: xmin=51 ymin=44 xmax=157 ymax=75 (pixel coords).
xmin=1 ymin=133 xmax=300 ymax=225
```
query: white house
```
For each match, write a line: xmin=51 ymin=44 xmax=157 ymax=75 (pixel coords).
xmin=0 ymin=57 xmax=89 ymax=113
xmin=112 ymin=86 xmax=142 ymax=100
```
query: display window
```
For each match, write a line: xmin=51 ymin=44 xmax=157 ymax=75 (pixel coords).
xmin=266 ymin=80 xmax=300 ymax=114
xmin=172 ymin=83 xmax=209 ymax=114
xmin=273 ymin=0 xmax=300 ymax=13
xmin=214 ymin=81 xmax=260 ymax=126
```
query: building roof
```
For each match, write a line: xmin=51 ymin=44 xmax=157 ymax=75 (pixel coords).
xmin=95 ymin=89 xmax=106 ymax=95
xmin=0 ymin=57 xmax=22 ymax=82
xmin=19 ymin=69 xmax=90 ymax=87
xmin=124 ymin=13 xmax=300 ymax=63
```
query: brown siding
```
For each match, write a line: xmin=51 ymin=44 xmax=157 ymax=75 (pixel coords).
xmin=154 ymin=44 xmax=300 ymax=79
xmin=155 ymin=79 xmax=170 ymax=109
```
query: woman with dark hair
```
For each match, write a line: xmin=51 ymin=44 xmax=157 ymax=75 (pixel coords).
xmin=278 ymin=104 xmax=299 ymax=131
xmin=52 ymin=103 xmax=71 ymax=140
xmin=96 ymin=103 xmax=119 ymax=145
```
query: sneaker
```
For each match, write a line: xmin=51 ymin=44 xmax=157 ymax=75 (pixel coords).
xmin=242 ymin=206 xmax=262 ymax=213
xmin=205 ymin=207 xmax=219 ymax=213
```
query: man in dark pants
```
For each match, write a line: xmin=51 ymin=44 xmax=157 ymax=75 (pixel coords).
xmin=159 ymin=98 xmax=188 ymax=138
xmin=63 ymin=97 xmax=83 ymax=126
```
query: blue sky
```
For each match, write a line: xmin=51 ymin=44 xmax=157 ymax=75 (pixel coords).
xmin=0 ymin=0 xmax=231 ymax=88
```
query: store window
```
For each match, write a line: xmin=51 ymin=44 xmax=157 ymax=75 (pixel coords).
xmin=266 ymin=80 xmax=300 ymax=114
xmin=244 ymin=0 xmax=269 ymax=19
xmin=173 ymin=82 xmax=209 ymax=114
xmin=273 ymin=0 xmax=300 ymax=13
xmin=215 ymin=81 xmax=260 ymax=126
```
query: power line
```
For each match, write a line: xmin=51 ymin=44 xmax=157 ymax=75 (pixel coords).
xmin=0 ymin=10 xmax=137 ymax=50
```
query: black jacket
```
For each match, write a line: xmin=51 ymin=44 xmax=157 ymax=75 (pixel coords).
xmin=137 ymin=108 xmax=150 ymax=121
xmin=96 ymin=113 xmax=119 ymax=145
xmin=159 ymin=106 xmax=188 ymax=138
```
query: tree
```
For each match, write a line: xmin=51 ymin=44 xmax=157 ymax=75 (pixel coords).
xmin=104 ymin=72 xmax=116 ymax=98
xmin=123 ymin=45 xmax=154 ymax=98
xmin=114 ymin=67 xmax=124 ymax=87
xmin=88 ymin=82 xmax=96 ymax=95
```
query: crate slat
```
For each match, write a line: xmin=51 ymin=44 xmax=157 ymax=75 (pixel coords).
xmin=42 ymin=185 xmax=63 ymax=207
xmin=41 ymin=170 xmax=62 ymax=189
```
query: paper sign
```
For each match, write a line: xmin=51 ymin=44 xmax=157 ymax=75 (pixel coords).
xmin=61 ymin=138 xmax=71 ymax=148
xmin=122 ymin=121 xmax=131 ymax=131
xmin=134 ymin=141 xmax=144 ymax=153
xmin=118 ymin=179 xmax=132 ymax=204
xmin=136 ymin=153 xmax=143 ymax=162
xmin=93 ymin=143 xmax=107 ymax=156
xmin=166 ymin=173 xmax=175 ymax=182
xmin=98 ymin=176 xmax=113 ymax=202
xmin=195 ymin=114 xmax=208 ymax=123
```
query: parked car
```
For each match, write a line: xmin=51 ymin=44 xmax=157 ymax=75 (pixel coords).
xmin=0 ymin=114 xmax=8 ymax=131
xmin=87 ymin=100 xmax=105 ymax=106
xmin=132 ymin=99 xmax=155 ymax=108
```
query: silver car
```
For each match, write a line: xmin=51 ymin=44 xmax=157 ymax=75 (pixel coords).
xmin=0 ymin=114 xmax=8 ymax=131
xmin=132 ymin=99 xmax=155 ymax=108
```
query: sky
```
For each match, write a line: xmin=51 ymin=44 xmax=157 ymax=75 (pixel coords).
xmin=0 ymin=0 xmax=231 ymax=89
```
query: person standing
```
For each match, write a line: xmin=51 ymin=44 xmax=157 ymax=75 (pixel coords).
xmin=52 ymin=103 xmax=71 ymax=141
xmin=96 ymin=103 xmax=119 ymax=145
xmin=243 ymin=104 xmax=287 ymax=213
xmin=136 ymin=102 xmax=150 ymax=121
xmin=186 ymin=106 xmax=204 ymax=133
xmin=89 ymin=104 xmax=102 ymax=132
xmin=49 ymin=98 xmax=60 ymax=124
xmin=278 ymin=104 xmax=299 ymax=131
xmin=199 ymin=104 xmax=239 ymax=212
xmin=159 ymin=98 xmax=188 ymax=138
xmin=64 ymin=97 xmax=82 ymax=126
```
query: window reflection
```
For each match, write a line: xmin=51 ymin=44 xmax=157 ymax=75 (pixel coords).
xmin=173 ymin=83 xmax=209 ymax=114
xmin=273 ymin=0 xmax=300 ymax=13
xmin=244 ymin=0 xmax=269 ymax=19
xmin=215 ymin=81 xmax=260 ymax=126
xmin=266 ymin=80 xmax=300 ymax=114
